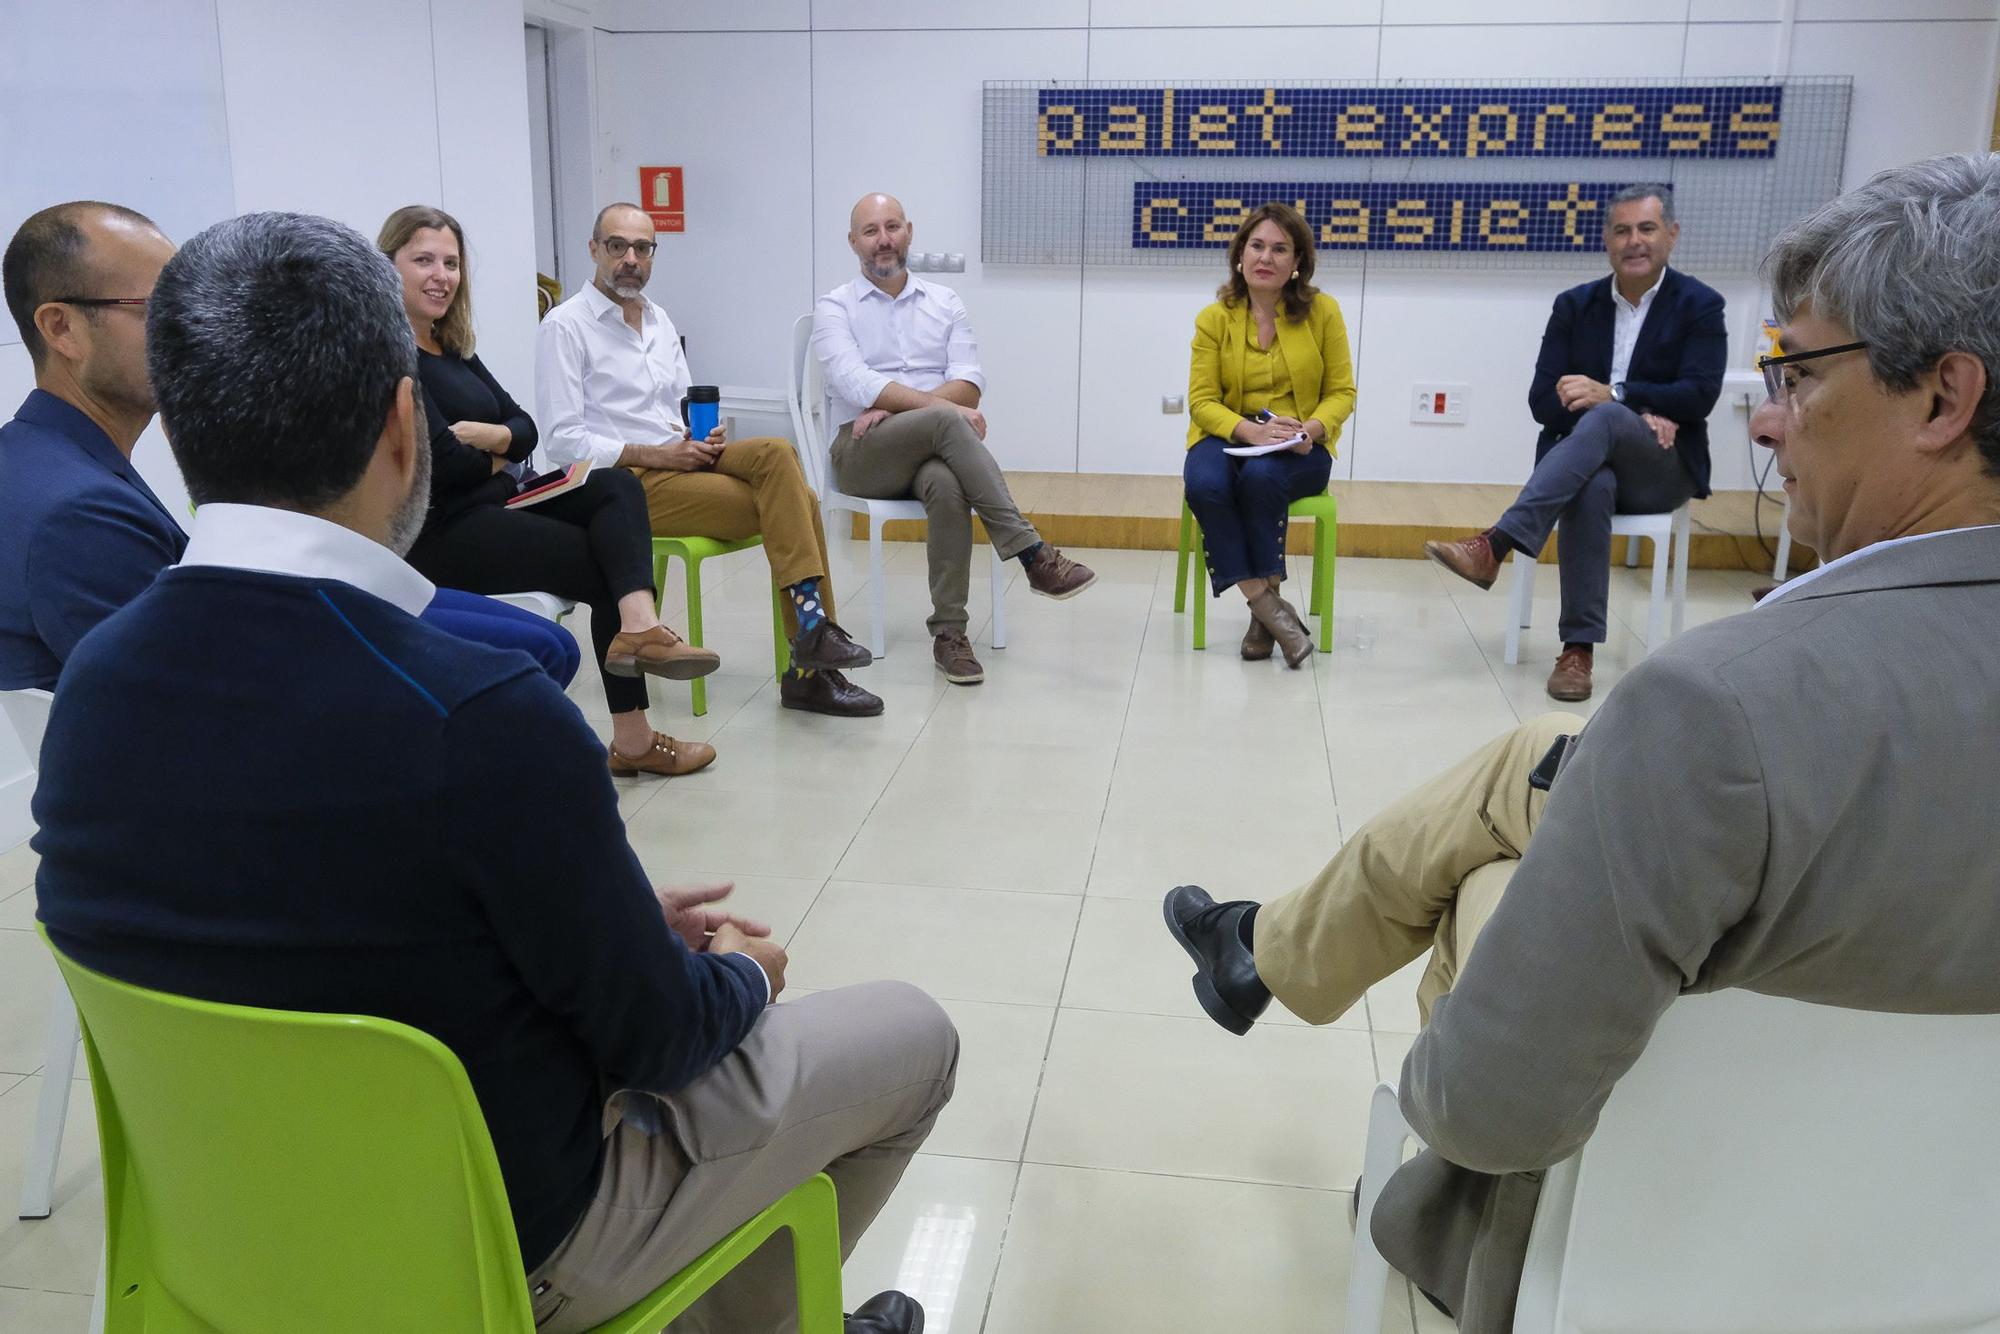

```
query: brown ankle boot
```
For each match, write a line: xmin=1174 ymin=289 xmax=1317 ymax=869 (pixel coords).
xmin=1247 ymin=588 xmax=1312 ymax=669
xmin=1240 ymin=576 xmax=1283 ymax=660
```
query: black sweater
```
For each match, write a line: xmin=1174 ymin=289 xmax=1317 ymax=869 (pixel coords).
xmin=417 ymin=350 xmax=538 ymax=526
xmin=34 ymin=566 xmax=767 ymax=1267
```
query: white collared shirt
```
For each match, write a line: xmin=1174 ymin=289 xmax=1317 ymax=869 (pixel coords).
xmin=1609 ymin=267 xmax=1667 ymax=390
xmin=535 ymin=282 xmax=693 ymax=469
xmin=177 ymin=503 xmax=436 ymax=613
xmin=1758 ymin=524 xmax=2000 ymax=608
xmin=812 ymin=274 xmax=986 ymax=429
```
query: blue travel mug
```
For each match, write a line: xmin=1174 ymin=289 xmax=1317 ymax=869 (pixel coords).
xmin=682 ymin=385 xmax=721 ymax=441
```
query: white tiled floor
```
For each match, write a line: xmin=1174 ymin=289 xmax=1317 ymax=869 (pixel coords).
xmin=0 ymin=539 xmax=1773 ymax=1332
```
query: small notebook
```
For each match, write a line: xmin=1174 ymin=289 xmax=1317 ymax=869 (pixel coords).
xmin=504 ymin=460 xmax=593 ymax=509
xmin=1223 ymin=436 xmax=1306 ymax=458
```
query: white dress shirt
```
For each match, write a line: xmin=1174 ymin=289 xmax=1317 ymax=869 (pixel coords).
xmin=1758 ymin=524 xmax=2000 ymax=608
xmin=812 ymin=275 xmax=986 ymax=430
xmin=535 ymin=282 xmax=693 ymax=469
xmin=1609 ymin=267 xmax=1667 ymax=390
xmin=178 ymin=502 xmax=435 ymax=613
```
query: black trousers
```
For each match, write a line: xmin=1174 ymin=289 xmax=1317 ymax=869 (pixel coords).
xmin=409 ymin=468 xmax=657 ymax=715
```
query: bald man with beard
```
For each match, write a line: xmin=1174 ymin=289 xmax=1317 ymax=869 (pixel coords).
xmin=811 ymin=193 xmax=1096 ymax=686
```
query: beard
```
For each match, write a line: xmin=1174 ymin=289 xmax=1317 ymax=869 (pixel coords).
xmin=866 ymin=250 xmax=906 ymax=281
xmin=386 ymin=431 xmax=433 ymax=558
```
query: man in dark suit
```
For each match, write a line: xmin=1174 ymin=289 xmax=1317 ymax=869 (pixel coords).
xmin=1425 ymin=184 xmax=1727 ymax=701
xmin=0 ymin=200 xmax=580 ymax=691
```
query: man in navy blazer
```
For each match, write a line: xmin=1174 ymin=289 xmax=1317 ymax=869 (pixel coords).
xmin=1426 ymin=184 xmax=1727 ymax=701
xmin=0 ymin=200 xmax=580 ymax=692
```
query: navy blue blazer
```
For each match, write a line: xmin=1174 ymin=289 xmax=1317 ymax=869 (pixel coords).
xmin=0 ymin=390 xmax=186 ymax=690
xmin=1526 ymin=269 xmax=1728 ymax=498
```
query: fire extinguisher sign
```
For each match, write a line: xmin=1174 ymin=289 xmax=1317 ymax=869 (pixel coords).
xmin=638 ymin=167 xmax=685 ymax=233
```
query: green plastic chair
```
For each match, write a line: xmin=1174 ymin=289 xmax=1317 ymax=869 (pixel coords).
xmin=651 ymin=534 xmax=791 ymax=717
xmin=1173 ymin=495 xmax=1338 ymax=654
xmin=42 ymin=928 xmax=845 ymax=1333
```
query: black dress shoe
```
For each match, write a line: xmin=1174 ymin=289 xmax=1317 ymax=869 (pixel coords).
xmin=792 ymin=618 xmax=874 ymax=671
xmin=780 ymin=667 xmax=885 ymax=717
xmin=846 ymin=1289 xmax=924 ymax=1333
xmin=1163 ymin=884 xmax=1271 ymax=1036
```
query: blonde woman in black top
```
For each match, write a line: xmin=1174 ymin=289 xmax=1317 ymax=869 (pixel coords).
xmin=380 ymin=205 xmax=717 ymax=776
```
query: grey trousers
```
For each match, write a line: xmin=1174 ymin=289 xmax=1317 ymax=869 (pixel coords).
xmin=527 ymin=982 xmax=960 ymax=1333
xmin=830 ymin=404 xmax=1040 ymax=635
xmin=1493 ymin=401 xmax=1695 ymax=644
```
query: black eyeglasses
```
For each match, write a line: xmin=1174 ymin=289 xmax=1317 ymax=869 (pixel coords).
xmin=50 ymin=296 xmax=150 ymax=311
xmin=1757 ymin=341 xmax=1868 ymax=405
xmin=596 ymin=238 xmax=656 ymax=259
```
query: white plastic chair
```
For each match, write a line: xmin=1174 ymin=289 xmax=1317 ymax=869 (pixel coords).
xmin=1349 ymin=989 xmax=2000 ymax=1332
xmin=1504 ymin=505 xmax=1690 ymax=665
xmin=4 ymin=687 xmax=76 ymax=1223
xmin=787 ymin=313 xmax=1007 ymax=659
xmin=489 ymin=591 xmax=576 ymax=622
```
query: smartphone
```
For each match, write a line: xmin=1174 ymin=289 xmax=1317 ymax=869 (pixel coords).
xmin=1528 ymin=734 xmax=1576 ymax=791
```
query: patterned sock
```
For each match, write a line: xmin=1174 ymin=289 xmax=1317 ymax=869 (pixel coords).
xmin=1015 ymin=541 xmax=1045 ymax=570
xmin=784 ymin=664 xmax=817 ymax=681
xmin=786 ymin=577 xmax=826 ymax=634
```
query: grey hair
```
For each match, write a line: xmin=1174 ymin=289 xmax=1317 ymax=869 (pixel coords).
xmin=1767 ymin=152 xmax=2000 ymax=476
xmin=147 ymin=211 xmax=418 ymax=509
xmin=1608 ymin=183 xmax=1674 ymax=225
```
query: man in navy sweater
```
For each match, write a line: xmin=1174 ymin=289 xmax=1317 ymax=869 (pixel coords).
xmin=33 ymin=211 xmax=953 ymax=1334
xmin=1424 ymin=184 xmax=1727 ymax=702
xmin=0 ymin=200 xmax=581 ymax=692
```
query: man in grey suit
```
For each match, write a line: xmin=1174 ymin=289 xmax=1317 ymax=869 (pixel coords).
xmin=1164 ymin=151 xmax=2000 ymax=1330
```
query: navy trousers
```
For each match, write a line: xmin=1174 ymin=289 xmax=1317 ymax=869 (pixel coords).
xmin=421 ymin=589 xmax=581 ymax=688
xmin=1183 ymin=436 xmax=1333 ymax=595
xmin=1493 ymin=402 xmax=1694 ymax=644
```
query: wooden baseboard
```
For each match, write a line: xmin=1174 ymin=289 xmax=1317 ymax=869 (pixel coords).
xmin=847 ymin=474 xmax=1814 ymax=574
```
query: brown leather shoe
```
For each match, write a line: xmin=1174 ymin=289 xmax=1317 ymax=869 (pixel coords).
xmin=608 ymin=731 xmax=717 ymax=777
xmin=780 ymin=667 xmax=884 ymax=717
xmin=791 ymin=618 xmax=873 ymax=671
xmin=1546 ymin=648 xmax=1593 ymax=702
xmin=1247 ymin=588 xmax=1312 ymax=669
xmin=604 ymin=625 xmax=721 ymax=681
xmin=1242 ymin=576 xmax=1278 ymax=659
xmin=1022 ymin=544 xmax=1097 ymax=600
xmin=933 ymin=629 xmax=984 ymax=684
xmin=1423 ymin=532 xmax=1502 ymax=591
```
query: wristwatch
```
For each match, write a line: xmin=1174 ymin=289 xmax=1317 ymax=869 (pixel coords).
xmin=1610 ymin=382 xmax=1626 ymax=404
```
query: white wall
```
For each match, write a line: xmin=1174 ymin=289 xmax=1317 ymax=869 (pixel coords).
xmin=586 ymin=0 xmax=2000 ymax=488
xmin=2 ymin=0 xmax=544 ymax=844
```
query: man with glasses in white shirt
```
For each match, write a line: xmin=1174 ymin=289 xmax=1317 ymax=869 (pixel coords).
xmin=537 ymin=204 xmax=883 ymax=719
xmin=812 ymin=193 xmax=1097 ymax=686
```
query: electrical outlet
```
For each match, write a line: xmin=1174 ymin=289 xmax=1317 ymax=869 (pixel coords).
xmin=1161 ymin=395 xmax=1185 ymax=414
xmin=943 ymin=253 xmax=965 ymax=272
xmin=1410 ymin=382 xmax=1470 ymax=424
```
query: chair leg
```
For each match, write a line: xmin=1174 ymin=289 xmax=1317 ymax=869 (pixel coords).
xmin=1624 ymin=533 xmax=1641 ymax=567
xmin=789 ymin=1174 xmax=846 ymax=1334
xmin=1191 ymin=527 xmax=1207 ymax=651
xmin=867 ymin=520 xmax=888 ymax=659
xmin=988 ymin=545 xmax=1008 ymax=650
xmin=1773 ymin=497 xmax=1794 ymax=582
xmin=18 ymin=984 xmax=80 ymax=1219
xmin=1504 ymin=554 xmax=1535 ymax=665
xmin=684 ymin=556 xmax=708 ymax=717
xmin=1346 ymin=1084 xmax=1420 ymax=1334
xmin=1644 ymin=531 xmax=1670 ymax=655
xmin=1314 ymin=516 xmax=1335 ymax=654
xmin=1672 ymin=510 xmax=1691 ymax=637
xmin=1173 ymin=504 xmax=1194 ymax=614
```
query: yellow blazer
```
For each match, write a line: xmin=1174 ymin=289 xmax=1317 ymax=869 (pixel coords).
xmin=1186 ymin=291 xmax=1355 ymax=451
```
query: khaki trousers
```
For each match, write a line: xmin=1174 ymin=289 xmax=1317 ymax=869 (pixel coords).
xmin=629 ymin=436 xmax=835 ymax=639
xmin=829 ymin=405 xmax=1039 ymax=635
xmin=1254 ymin=714 xmax=1583 ymax=1026
xmin=528 ymin=981 xmax=960 ymax=1333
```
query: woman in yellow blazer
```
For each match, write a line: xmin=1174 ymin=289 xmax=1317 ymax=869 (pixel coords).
xmin=1185 ymin=202 xmax=1355 ymax=667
